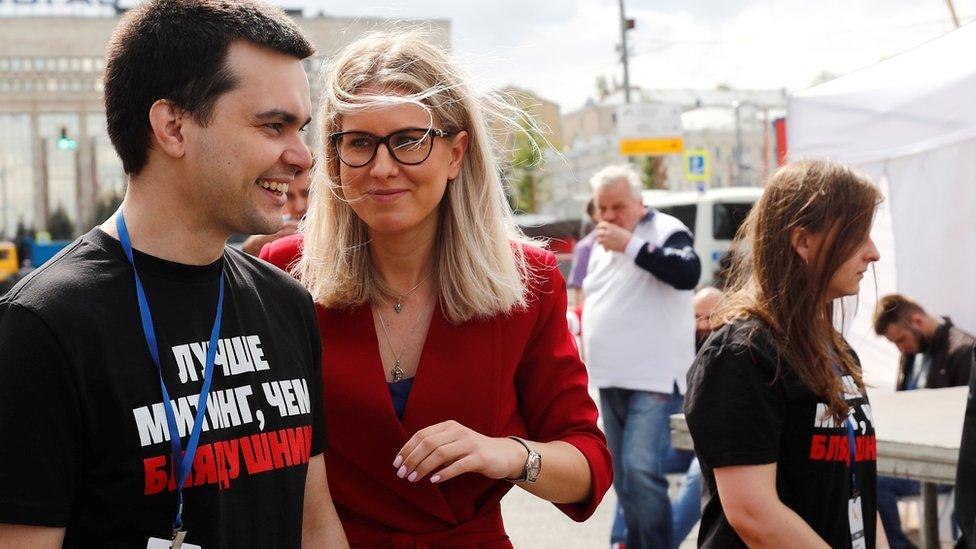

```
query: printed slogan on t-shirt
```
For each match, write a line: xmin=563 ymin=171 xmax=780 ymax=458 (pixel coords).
xmin=130 ymin=334 xmax=312 ymax=495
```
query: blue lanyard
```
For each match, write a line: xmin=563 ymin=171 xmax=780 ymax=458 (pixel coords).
xmin=116 ymin=212 xmax=225 ymax=533
xmin=832 ymin=359 xmax=862 ymax=502
xmin=846 ymin=417 xmax=859 ymax=498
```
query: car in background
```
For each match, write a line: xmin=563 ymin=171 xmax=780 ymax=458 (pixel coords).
xmin=642 ymin=187 xmax=762 ymax=286
xmin=514 ymin=213 xmax=583 ymax=282
xmin=0 ymin=242 xmax=18 ymax=288
xmin=0 ymin=237 xmax=73 ymax=296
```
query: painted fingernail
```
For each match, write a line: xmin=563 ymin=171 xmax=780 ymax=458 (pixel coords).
xmin=408 ymin=471 xmax=418 ymax=482
xmin=430 ymin=475 xmax=441 ymax=483
xmin=393 ymin=455 xmax=403 ymax=468
xmin=397 ymin=465 xmax=407 ymax=478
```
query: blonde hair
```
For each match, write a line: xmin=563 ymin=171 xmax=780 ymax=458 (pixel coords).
xmin=295 ymin=29 xmax=540 ymax=323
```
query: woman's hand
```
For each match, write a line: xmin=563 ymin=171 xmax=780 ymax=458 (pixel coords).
xmin=393 ymin=420 xmax=526 ymax=484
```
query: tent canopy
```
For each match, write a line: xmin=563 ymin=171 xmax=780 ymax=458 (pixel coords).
xmin=789 ymin=22 xmax=976 ymax=390
xmin=791 ymin=22 xmax=976 ymax=164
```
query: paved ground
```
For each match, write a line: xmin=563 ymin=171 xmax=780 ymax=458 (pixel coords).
xmin=501 ymin=484 xmax=699 ymax=548
xmin=499 ymin=386 xmax=699 ymax=548
xmin=501 ymin=481 xmax=615 ymax=548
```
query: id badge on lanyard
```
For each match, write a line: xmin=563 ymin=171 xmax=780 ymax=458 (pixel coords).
xmin=846 ymin=416 xmax=866 ymax=549
xmin=116 ymin=211 xmax=224 ymax=549
xmin=146 ymin=535 xmax=202 ymax=549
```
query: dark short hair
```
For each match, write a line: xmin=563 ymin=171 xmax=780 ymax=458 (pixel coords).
xmin=104 ymin=0 xmax=315 ymax=175
xmin=874 ymin=293 xmax=927 ymax=335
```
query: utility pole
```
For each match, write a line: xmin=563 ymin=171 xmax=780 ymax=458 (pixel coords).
xmin=945 ymin=0 xmax=961 ymax=28
xmin=618 ymin=0 xmax=637 ymax=169
xmin=618 ymin=0 xmax=634 ymax=103
xmin=732 ymin=100 xmax=743 ymax=185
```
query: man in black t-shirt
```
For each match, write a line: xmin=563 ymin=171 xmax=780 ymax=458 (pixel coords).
xmin=0 ymin=0 xmax=347 ymax=547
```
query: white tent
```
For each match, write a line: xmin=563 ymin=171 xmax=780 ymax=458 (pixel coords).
xmin=788 ymin=22 xmax=976 ymax=391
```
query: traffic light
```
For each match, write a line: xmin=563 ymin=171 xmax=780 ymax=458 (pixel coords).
xmin=57 ymin=127 xmax=77 ymax=151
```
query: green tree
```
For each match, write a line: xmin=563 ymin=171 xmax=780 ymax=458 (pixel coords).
xmin=508 ymin=120 xmax=548 ymax=213
xmin=595 ymin=75 xmax=611 ymax=101
xmin=14 ymin=220 xmax=30 ymax=240
xmin=94 ymin=189 xmax=124 ymax=225
xmin=47 ymin=204 xmax=74 ymax=240
xmin=639 ymin=156 xmax=668 ymax=189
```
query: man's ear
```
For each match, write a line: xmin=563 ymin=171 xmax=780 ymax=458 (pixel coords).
xmin=147 ymin=99 xmax=187 ymax=160
xmin=908 ymin=313 xmax=927 ymax=331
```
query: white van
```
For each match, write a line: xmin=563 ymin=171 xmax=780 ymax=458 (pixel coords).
xmin=641 ymin=187 xmax=763 ymax=286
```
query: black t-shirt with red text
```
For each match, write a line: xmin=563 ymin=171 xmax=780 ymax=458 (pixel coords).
xmin=685 ymin=318 xmax=877 ymax=548
xmin=0 ymin=228 xmax=326 ymax=548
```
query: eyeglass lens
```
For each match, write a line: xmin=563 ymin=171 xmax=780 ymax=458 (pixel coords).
xmin=334 ymin=129 xmax=434 ymax=166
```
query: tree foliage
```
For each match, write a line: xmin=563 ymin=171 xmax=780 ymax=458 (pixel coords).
xmin=94 ymin=189 xmax=124 ymax=226
xmin=47 ymin=204 xmax=74 ymax=240
xmin=508 ymin=119 xmax=549 ymax=213
xmin=639 ymin=156 xmax=668 ymax=190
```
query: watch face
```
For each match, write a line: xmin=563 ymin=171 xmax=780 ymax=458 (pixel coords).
xmin=526 ymin=451 xmax=542 ymax=480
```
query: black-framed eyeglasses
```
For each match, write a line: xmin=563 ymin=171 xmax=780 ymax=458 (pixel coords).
xmin=329 ymin=127 xmax=456 ymax=168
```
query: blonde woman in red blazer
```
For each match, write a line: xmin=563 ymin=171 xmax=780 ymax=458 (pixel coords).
xmin=260 ymin=30 xmax=612 ymax=547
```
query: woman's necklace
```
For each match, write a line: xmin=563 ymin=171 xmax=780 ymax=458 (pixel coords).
xmin=391 ymin=273 xmax=432 ymax=314
xmin=375 ymin=296 xmax=430 ymax=382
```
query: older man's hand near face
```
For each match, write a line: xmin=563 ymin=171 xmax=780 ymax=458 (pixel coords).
xmin=595 ymin=221 xmax=634 ymax=253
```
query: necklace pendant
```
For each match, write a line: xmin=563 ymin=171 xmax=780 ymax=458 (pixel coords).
xmin=393 ymin=299 xmax=403 ymax=314
xmin=392 ymin=360 xmax=404 ymax=382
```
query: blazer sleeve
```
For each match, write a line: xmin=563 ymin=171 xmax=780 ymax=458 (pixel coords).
xmin=514 ymin=250 xmax=613 ymax=521
xmin=258 ymin=234 xmax=303 ymax=274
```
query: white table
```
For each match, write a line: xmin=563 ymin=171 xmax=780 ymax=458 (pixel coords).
xmin=670 ymin=386 xmax=969 ymax=548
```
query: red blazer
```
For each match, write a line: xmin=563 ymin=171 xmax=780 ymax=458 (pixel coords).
xmin=262 ymin=236 xmax=612 ymax=548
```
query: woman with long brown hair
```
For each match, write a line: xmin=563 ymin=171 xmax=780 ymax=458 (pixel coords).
xmin=684 ymin=159 xmax=883 ymax=548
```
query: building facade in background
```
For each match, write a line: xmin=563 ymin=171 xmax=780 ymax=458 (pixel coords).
xmin=0 ymin=0 xmax=448 ymax=237
xmin=545 ymin=87 xmax=787 ymax=220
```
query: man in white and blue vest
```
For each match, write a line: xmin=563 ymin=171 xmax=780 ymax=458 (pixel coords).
xmin=582 ymin=164 xmax=701 ymax=549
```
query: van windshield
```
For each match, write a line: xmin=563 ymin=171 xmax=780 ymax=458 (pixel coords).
xmin=657 ymin=204 xmax=696 ymax=234
xmin=713 ymin=202 xmax=753 ymax=240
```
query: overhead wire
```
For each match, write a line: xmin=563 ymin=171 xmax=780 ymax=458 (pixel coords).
xmin=627 ymin=14 xmax=976 ymax=58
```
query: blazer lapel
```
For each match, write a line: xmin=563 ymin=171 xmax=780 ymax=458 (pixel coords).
xmin=403 ymin=305 xmax=502 ymax=446
xmin=322 ymin=304 xmax=458 ymax=524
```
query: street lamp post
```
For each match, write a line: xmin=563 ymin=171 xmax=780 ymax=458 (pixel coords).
xmin=39 ymin=136 xmax=50 ymax=233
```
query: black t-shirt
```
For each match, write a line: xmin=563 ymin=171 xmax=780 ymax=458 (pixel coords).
xmin=0 ymin=228 xmax=326 ymax=548
xmin=685 ymin=318 xmax=877 ymax=548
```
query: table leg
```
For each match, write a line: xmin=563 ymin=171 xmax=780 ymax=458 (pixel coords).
xmin=921 ymin=482 xmax=939 ymax=549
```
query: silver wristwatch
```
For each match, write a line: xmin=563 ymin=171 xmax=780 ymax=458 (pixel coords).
xmin=506 ymin=436 xmax=542 ymax=483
